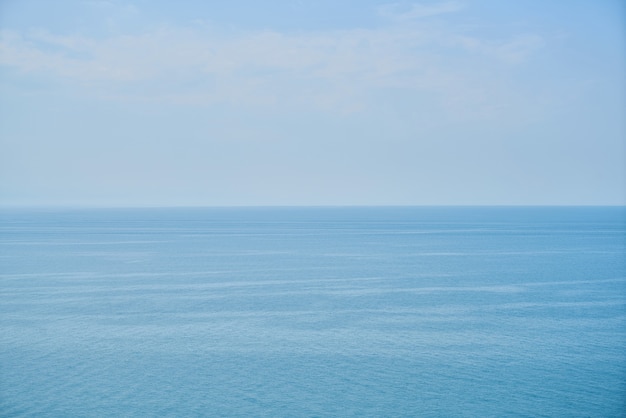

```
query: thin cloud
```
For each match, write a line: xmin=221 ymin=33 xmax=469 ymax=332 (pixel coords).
xmin=379 ymin=1 xmax=465 ymax=21
xmin=0 ymin=19 xmax=544 ymax=117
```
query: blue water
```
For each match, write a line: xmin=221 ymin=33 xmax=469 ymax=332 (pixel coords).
xmin=1 ymin=207 xmax=625 ymax=417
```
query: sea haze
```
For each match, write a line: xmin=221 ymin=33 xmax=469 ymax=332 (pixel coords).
xmin=1 ymin=207 xmax=625 ymax=417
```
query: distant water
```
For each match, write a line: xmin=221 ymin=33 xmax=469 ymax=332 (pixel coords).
xmin=1 ymin=207 xmax=625 ymax=417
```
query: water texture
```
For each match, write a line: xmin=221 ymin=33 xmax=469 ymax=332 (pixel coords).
xmin=1 ymin=207 xmax=625 ymax=417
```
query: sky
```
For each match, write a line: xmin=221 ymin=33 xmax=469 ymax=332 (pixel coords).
xmin=0 ymin=0 xmax=624 ymax=206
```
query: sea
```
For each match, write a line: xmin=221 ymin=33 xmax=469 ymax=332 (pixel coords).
xmin=1 ymin=206 xmax=625 ymax=417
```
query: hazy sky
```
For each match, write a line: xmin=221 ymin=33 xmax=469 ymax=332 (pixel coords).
xmin=1 ymin=0 xmax=624 ymax=206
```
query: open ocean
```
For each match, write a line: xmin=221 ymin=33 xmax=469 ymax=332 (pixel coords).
xmin=1 ymin=206 xmax=625 ymax=417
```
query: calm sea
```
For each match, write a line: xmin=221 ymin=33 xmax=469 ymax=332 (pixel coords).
xmin=1 ymin=207 xmax=625 ymax=417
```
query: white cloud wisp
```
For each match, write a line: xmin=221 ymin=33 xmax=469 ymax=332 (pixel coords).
xmin=0 ymin=18 xmax=544 ymax=117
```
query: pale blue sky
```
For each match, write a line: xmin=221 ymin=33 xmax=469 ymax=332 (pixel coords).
xmin=1 ymin=0 xmax=624 ymax=206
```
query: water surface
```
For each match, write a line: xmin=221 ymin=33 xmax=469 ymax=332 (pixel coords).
xmin=1 ymin=207 xmax=625 ymax=416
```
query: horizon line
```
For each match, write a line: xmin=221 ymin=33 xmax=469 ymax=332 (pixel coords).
xmin=1 ymin=204 xmax=625 ymax=210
